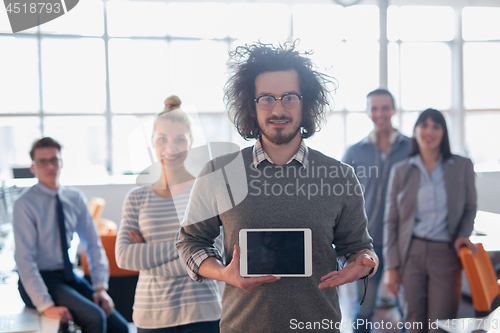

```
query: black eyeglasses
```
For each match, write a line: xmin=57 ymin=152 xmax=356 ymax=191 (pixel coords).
xmin=254 ymin=93 xmax=302 ymax=111
xmin=32 ymin=157 xmax=61 ymax=168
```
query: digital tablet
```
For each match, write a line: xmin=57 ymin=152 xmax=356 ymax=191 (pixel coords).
xmin=239 ymin=228 xmax=312 ymax=277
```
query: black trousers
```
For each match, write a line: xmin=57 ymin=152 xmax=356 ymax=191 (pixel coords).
xmin=19 ymin=270 xmax=128 ymax=333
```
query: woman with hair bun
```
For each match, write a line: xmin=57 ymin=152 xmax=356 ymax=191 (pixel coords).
xmin=164 ymin=95 xmax=182 ymax=112
xmin=116 ymin=96 xmax=222 ymax=333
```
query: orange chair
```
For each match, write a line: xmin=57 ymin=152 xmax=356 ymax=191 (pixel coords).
xmin=83 ymin=199 xmax=138 ymax=321
xmin=459 ymin=243 xmax=500 ymax=313
xmin=80 ymin=233 xmax=138 ymax=322
xmin=88 ymin=197 xmax=117 ymax=234
xmin=84 ymin=198 xmax=135 ymax=276
xmin=81 ymin=233 xmax=139 ymax=277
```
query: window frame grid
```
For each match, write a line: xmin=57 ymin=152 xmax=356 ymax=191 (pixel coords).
xmin=1 ymin=0 xmax=499 ymax=175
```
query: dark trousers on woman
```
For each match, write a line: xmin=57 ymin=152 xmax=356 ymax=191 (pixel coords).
xmin=18 ymin=270 xmax=129 ymax=333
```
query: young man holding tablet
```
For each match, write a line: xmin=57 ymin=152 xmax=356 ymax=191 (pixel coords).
xmin=176 ymin=42 xmax=378 ymax=333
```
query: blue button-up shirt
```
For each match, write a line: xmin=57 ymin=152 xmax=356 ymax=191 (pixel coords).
xmin=342 ymin=131 xmax=411 ymax=246
xmin=13 ymin=183 xmax=109 ymax=312
xmin=410 ymin=155 xmax=450 ymax=242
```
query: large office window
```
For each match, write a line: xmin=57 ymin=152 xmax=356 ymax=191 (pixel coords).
xmin=387 ymin=6 xmax=454 ymax=139
xmin=293 ymin=4 xmax=380 ymax=158
xmin=462 ymin=7 xmax=500 ymax=165
xmin=1 ymin=0 xmax=499 ymax=180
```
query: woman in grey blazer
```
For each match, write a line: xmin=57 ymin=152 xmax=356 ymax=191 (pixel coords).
xmin=383 ymin=109 xmax=477 ymax=332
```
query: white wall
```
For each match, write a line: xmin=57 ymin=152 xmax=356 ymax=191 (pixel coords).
xmin=75 ymin=170 xmax=500 ymax=222
xmin=5 ymin=177 xmax=137 ymax=226
xmin=7 ymin=168 xmax=500 ymax=224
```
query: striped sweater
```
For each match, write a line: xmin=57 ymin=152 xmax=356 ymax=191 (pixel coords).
xmin=116 ymin=186 xmax=222 ymax=329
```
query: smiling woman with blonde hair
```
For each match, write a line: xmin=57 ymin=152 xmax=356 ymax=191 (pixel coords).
xmin=116 ymin=98 xmax=222 ymax=333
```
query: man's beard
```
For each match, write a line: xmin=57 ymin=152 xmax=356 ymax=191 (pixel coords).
xmin=260 ymin=116 xmax=302 ymax=145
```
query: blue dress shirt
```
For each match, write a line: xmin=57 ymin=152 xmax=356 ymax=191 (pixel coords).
xmin=410 ymin=155 xmax=450 ymax=242
xmin=13 ymin=182 xmax=109 ymax=312
xmin=342 ymin=131 xmax=411 ymax=246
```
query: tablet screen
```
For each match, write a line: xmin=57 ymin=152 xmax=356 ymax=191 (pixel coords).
xmin=240 ymin=229 xmax=312 ymax=276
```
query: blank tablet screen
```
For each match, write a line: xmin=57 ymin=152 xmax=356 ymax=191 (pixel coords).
xmin=246 ymin=230 xmax=305 ymax=275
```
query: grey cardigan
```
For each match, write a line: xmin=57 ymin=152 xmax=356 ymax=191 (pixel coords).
xmin=383 ymin=154 xmax=477 ymax=271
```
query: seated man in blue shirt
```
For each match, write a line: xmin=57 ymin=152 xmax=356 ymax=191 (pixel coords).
xmin=13 ymin=137 xmax=128 ymax=333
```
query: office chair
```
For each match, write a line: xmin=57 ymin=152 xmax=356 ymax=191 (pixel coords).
xmin=88 ymin=197 xmax=106 ymax=222
xmin=88 ymin=197 xmax=116 ymax=234
xmin=459 ymin=243 xmax=500 ymax=315
xmin=80 ymin=231 xmax=138 ymax=322
xmin=83 ymin=197 xmax=136 ymax=276
xmin=82 ymin=197 xmax=138 ymax=321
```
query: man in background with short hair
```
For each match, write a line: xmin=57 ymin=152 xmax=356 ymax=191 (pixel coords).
xmin=342 ymin=89 xmax=411 ymax=333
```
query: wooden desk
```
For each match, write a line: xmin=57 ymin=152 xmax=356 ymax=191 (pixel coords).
xmin=437 ymin=306 xmax=500 ymax=333
xmin=0 ymin=276 xmax=59 ymax=333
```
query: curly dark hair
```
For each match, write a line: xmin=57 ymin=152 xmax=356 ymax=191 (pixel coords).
xmin=224 ymin=41 xmax=335 ymax=140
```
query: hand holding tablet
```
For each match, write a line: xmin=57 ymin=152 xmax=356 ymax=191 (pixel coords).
xmin=239 ymin=228 xmax=313 ymax=277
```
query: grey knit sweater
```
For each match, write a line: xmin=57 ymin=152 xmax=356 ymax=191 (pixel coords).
xmin=177 ymin=146 xmax=373 ymax=333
